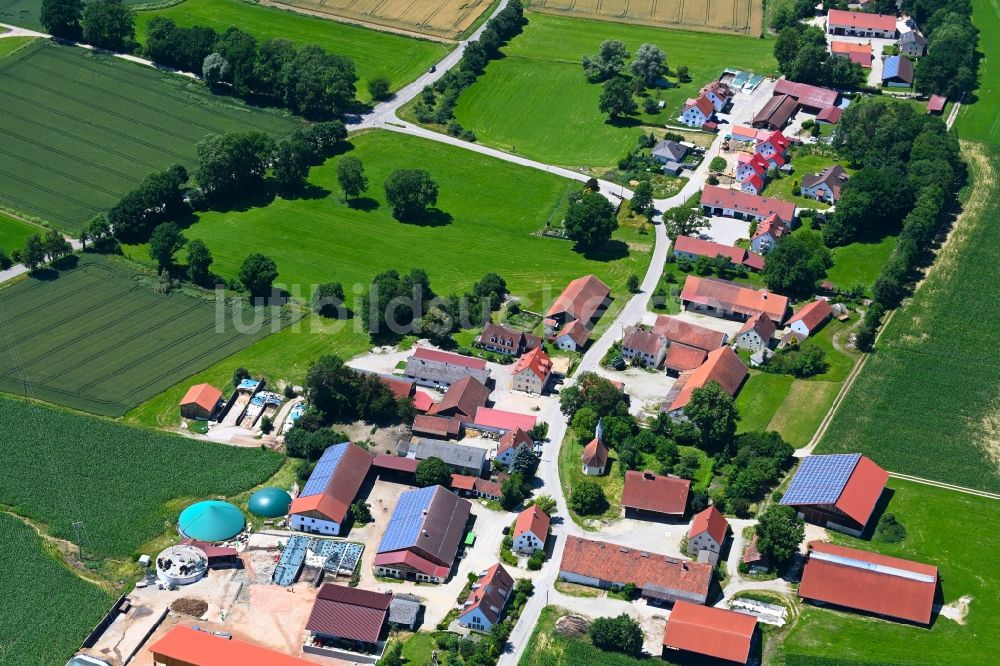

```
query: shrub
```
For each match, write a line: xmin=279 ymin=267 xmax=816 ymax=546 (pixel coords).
xmin=874 ymin=512 xmax=906 ymax=543
xmin=589 ymin=614 xmax=643 ymax=657
xmin=527 ymin=550 xmax=545 ymax=570
xmin=569 ymin=481 xmax=607 ymax=515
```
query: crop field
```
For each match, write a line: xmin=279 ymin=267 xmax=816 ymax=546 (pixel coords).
xmin=0 ymin=513 xmax=115 ymax=666
xmin=134 ymin=0 xmax=450 ymax=100
xmin=528 ymin=0 xmax=763 ymax=37
xmin=816 ymin=144 xmax=1000 ymax=492
xmin=780 ymin=479 xmax=1000 ymax=665
xmin=954 ymin=0 xmax=999 ymax=144
xmin=0 ymin=255 xmax=281 ymax=417
xmin=0 ymin=41 xmax=299 ymax=231
xmin=0 ymin=212 xmax=40 ymax=252
xmin=269 ymin=0 xmax=494 ymax=39
xmin=451 ymin=12 xmax=776 ymax=167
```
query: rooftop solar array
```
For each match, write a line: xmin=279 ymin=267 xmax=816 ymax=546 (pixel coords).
xmin=300 ymin=442 xmax=350 ymax=497
xmin=781 ymin=453 xmax=861 ymax=506
xmin=272 ymin=535 xmax=309 ymax=586
xmin=338 ymin=543 xmax=364 ymax=574
xmin=811 ymin=551 xmax=937 ymax=583
xmin=377 ymin=486 xmax=436 ymax=554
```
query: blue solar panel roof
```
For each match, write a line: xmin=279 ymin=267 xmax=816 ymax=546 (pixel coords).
xmin=781 ymin=453 xmax=861 ymax=506
xmin=300 ymin=442 xmax=350 ymax=497
xmin=378 ymin=486 xmax=436 ymax=554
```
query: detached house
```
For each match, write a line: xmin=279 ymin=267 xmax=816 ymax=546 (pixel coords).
xmin=802 ymin=165 xmax=850 ymax=203
xmin=459 ymin=563 xmax=514 ymax=633
xmin=733 ymin=313 xmax=776 ymax=353
xmin=899 ymin=29 xmax=927 ymax=57
xmin=475 ymin=323 xmax=541 ymax=357
xmin=830 ymin=41 xmax=873 ymax=68
xmin=882 ymin=55 xmax=914 ymax=87
xmin=750 ymin=214 xmax=788 ymax=255
xmin=652 ymin=139 xmax=688 ymax=164
xmin=736 ymin=152 xmax=768 ymax=195
xmin=621 ymin=325 xmax=668 ymax=368
xmin=544 ymin=275 xmax=611 ymax=350
xmin=494 ymin=427 xmax=534 ymax=468
xmin=755 ymin=129 xmax=789 ymax=168
xmin=679 ymin=94 xmax=714 ymax=128
xmin=510 ymin=346 xmax=552 ymax=395
xmin=687 ymin=505 xmax=729 ymax=564
xmin=700 ymin=80 xmax=733 ymax=112
xmin=787 ymin=299 xmax=833 ymax=337
xmin=513 ymin=505 xmax=550 ymax=555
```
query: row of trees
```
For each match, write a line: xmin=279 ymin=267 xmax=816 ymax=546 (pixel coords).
xmin=911 ymin=0 xmax=978 ymax=98
xmin=42 ymin=0 xmax=134 ymax=50
xmin=774 ymin=25 xmax=866 ymax=91
xmin=7 ymin=229 xmax=72 ymax=271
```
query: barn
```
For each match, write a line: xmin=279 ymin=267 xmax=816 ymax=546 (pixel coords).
xmin=780 ymin=453 xmax=889 ymax=536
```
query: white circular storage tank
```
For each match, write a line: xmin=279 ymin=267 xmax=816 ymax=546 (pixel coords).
xmin=156 ymin=544 xmax=208 ymax=586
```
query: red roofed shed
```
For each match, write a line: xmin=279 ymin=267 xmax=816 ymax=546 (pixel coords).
xmin=148 ymin=626 xmax=315 ymax=666
xmin=179 ymin=383 xmax=223 ymax=420
xmin=662 ymin=600 xmax=759 ymax=664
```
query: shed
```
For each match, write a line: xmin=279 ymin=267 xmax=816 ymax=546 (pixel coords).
xmin=179 ymin=383 xmax=223 ymax=420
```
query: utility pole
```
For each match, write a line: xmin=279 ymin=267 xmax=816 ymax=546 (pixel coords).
xmin=72 ymin=521 xmax=84 ymax=560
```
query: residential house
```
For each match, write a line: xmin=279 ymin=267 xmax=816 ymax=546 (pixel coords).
xmin=700 ymin=80 xmax=733 ymax=112
xmin=510 ymin=346 xmax=552 ymax=394
xmin=305 ymin=584 xmax=391 ymax=655
xmin=882 ymin=55 xmax=914 ymax=87
xmin=513 ymin=505 xmax=550 ymax=555
xmin=673 ymin=235 xmax=765 ymax=272
xmin=830 ymin=41 xmax=873 ymax=67
xmin=494 ymin=427 xmax=534 ymax=468
xmin=428 ymin=376 xmax=490 ymax=419
xmin=679 ymin=94 xmax=714 ymax=128
xmin=662 ymin=601 xmax=759 ymax=665
xmin=149 ymin=626 xmax=316 ymax=666
xmin=755 ymin=129 xmax=790 ymax=168
xmin=544 ymin=275 xmax=611 ymax=349
xmin=679 ymin=275 xmax=790 ymax=324
xmin=687 ymin=506 xmax=729 ymax=564
xmin=652 ymin=139 xmax=688 ymax=164
xmin=179 ymin=383 xmax=223 ymax=421
xmin=404 ymin=347 xmax=491 ymax=389
xmin=750 ymin=214 xmax=788 ymax=254
xmin=736 ymin=152 xmax=767 ymax=194
xmin=459 ymin=563 xmax=514 ymax=633
xmin=622 ymin=470 xmax=690 ymax=520
xmin=733 ymin=313 xmax=776 ymax=353
xmin=475 ymin=323 xmax=541 ymax=357
xmin=621 ymin=325 xmax=668 ymax=368
xmin=899 ymin=29 xmax=927 ymax=57
xmin=827 ymin=9 xmax=899 ymax=38
xmin=787 ymin=299 xmax=833 ymax=337
xmin=551 ymin=319 xmax=590 ymax=352
xmin=581 ymin=422 xmax=609 ymax=476
xmin=290 ymin=443 xmax=374 ymax=535
xmin=559 ymin=536 xmax=713 ymax=605
xmin=799 ymin=541 xmax=938 ymax=624
xmin=401 ymin=438 xmax=488 ymax=476
xmin=664 ymin=346 xmax=749 ymax=416
xmin=780 ymin=453 xmax=889 ymax=536
xmin=801 ymin=165 xmax=850 ymax=203
xmin=700 ymin=185 xmax=796 ymax=224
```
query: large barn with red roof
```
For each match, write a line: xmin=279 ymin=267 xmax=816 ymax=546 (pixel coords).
xmin=662 ymin=601 xmax=759 ymax=664
xmin=305 ymin=583 xmax=392 ymax=653
xmin=621 ymin=470 xmax=690 ymax=519
xmin=148 ymin=626 xmax=316 ymax=666
xmin=290 ymin=442 xmax=374 ymax=536
xmin=780 ymin=453 xmax=889 ymax=536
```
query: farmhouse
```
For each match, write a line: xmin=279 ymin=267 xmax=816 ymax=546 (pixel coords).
xmin=787 ymin=299 xmax=834 ymax=337
xmin=652 ymin=139 xmax=688 ymax=165
xmin=513 ymin=505 xmax=550 ymax=554
xmin=653 ymin=315 xmax=728 ymax=350
xmin=801 ymin=165 xmax=850 ymax=203
xmin=544 ymin=275 xmax=611 ymax=345
xmin=827 ymin=9 xmax=899 ymax=38
xmin=662 ymin=601 xmax=759 ymax=665
xmin=148 ymin=626 xmax=315 ymax=666
xmin=750 ymin=214 xmax=788 ymax=254
xmin=449 ymin=474 xmax=502 ymax=501
xmin=673 ymin=235 xmax=765 ymax=272
xmin=581 ymin=429 xmax=609 ymax=476
xmin=559 ymin=536 xmax=713 ymax=605
xmin=374 ymin=485 xmax=471 ymax=583
xmin=305 ymin=584 xmax=391 ymax=656
xmin=290 ymin=443 xmax=374 ymax=536
xmin=494 ymin=427 xmax=534 ymax=468
xmin=510 ymin=346 xmax=552 ymax=394
xmin=700 ymin=80 xmax=733 ymax=112
xmin=687 ymin=506 xmax=729 ymax=564
xmin=428 ymin=376 xmax=491 ymax=419
xmin=899 ymin=29 xmax=927 ymax=57
xmin=679 ymin=275 xmax=790 ymax=324
xmin=882 ymin=55 xmax=914 ymax=87
xmin=179 ymin=383 xmax=223 ymax=421
xmin=401 ymin=438 xmax=487 ymax=476
xmin=550 ymin=319 xmax=591 ymax=352
xmin=475 ymin=323 xmax=541 ymax=357
xmin=679 ymin=94 xmax=715 ymax=128
xmin=830 ymin=41 xmax=873 ymax=68
xmin=734 ymin=313 xmax=776 ymax=353
xmin=404 ymin=347 xmax=491 ymax=389
xmin=799 ymin=541 xmax=938 ymax=624
xmin=621 ymin=325 xmax=668 ymax=368
xmin=665 ymin=346 xmax=749 ymax=416
xmin=700 ymin=185 xmax=796 ymax=224
xmin=622 ymin=470 xmax=690 ymax=520
xmin=380 ymin=376 xmax=434 ymax=412
xmin=781 ymin=453 xmax=889 ymax=536
xmin=459 ymin=563 xmax=514 ymax=633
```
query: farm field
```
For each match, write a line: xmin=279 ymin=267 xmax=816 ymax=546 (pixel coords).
xmin=0 ymin=513 xmax=115 ymax=666
xmin=268 ymin=0 xmax=495 ymax=39
xmin=528 ymin=0 xmax=764 ymax=37
xmin=0 ymin=212 xmax=40 ymax=252
xmin=0 ymin=35 xmax=35 ymax=59
xmin=954 ymin=0 xmax=999 ymax=144
xmin=450 ymin=12 xmax=776 ymax=168
xmin=0 ymin=255 xmax=281 ymax=417
xmin=134 ymin=0 xmax=450 ymax=100
xmin=0 ymin=395 xmax=284 ymax=559
xmin=779 ymin=479 xmax=1000 ymax=665
xmin=816 ymin=143 xmax=1000 ymax=492
xmin=0 ymin=40 xmax=299 ymax=232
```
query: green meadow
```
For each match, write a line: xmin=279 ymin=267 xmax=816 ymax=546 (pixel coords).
xmin=954 ymin=0 xmax=1000 ymax=144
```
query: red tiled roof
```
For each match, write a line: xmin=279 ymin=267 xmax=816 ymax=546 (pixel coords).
xmin=757 ymin=129 xmax=790 ymax=153
xmin=581 ymin=436 xmax=608 ymax=468
xmin=927 ymin=95 xmax=947 ymax=113
xmin=737 ymin=151 xmax=768 ymax=175
xmin=731 ymin=125 xmax=759 ymax=142
xmin=737 ymin=312 xmax=776 ymax=341
xmin=664 ymin=343 xmax=708 ymax=373
xmin=700 ymin=185 xmax=796 ymax=224
xmin=668 ymin=346 xmax=749 ymax=412
xmin=674 ymin=235 xmax=745 ymax=265
xmin=700 ymin=80 xmax=732 ymax=99
xmin=743 ymin=533 xmax=766 ymax=566
xmin=752 ymin=214 xmax=788 ymax=242
xmin=816 ymin=106 xmax=843 ymax=123
xmin=831 ymin=41 xmax=873 ymax=67
xmin=289 ymin=444 xmax=373 ymax=524
xmin=787 ymin=299 xmax=833 ymax=333
xmin=473 ymin=407 xmax=536 ymax=432
xmin=560 ymin=536 xmax=713 ymax=600
xmin=474 ymin=478 xmax=502 ymax=498
xmin=450 ymin=474 xmax=477 ymax=491
xmin=622 ymin=470 xmax=690 ymax=515
xmin=653 ymin=316 xmax=727 ymax=351
xmin=688 ymin=506 xmax=728 ymax=545
xmin=497 ymin=427 xmax=534 ymax=455
xmin=799 ymin=541 xmax=937 ymax=624
xmin=773 ymin=79 xmax=840 ymax=110
xmin=149 ymin=627 xmax=316 ymax=666
xmin=429 ymin=376 xmax=490 ymax=418
xmin=412 ymin=346 xmax=487 ymax=370
xmin=413 ymin=390 xmax=434 ymax=412
xmin=622 ymin=325 xmax=666 ymax=358
xmin=685 ymin=93 xmax=714 ymax=117
xmin=462 ymin=563 xmax=514 ymax=625
xmin=306 ymin=583 xmax=390 ymax=643
xmin=742 ymin=172 xmax=765 ymax=193
xmin=662 ymin=601 xmax=757 ymax=663
xmin=827 ymin=8 xmax=897 ymax=32
xmin=545 ymin=275 xmax=610 ymax=322
xmin=373 ymin=550 xmax=450 ymax=579
xmin=373 ymin=454 xmax=419 ymax=474
xmin=514 ymin=505 xmax=550 ymax=540
xmin=680 ymin=275 xmax=790 ymax=323
xmin=553 ymin=319 xmax=591 ymax=346
xmin=179 ymin=383 xmax=222 ymax=412
xmin=381 ymin=376 xmax=415 ymax=400
xmin=477 ymin=323 xmax=541 ymax=353
xmin=835 ymin=455 xmax=889 ymax=527
xmin=412 ymin=414 xmax=461 ymax=437
xmin=512 ymin=346 xmax=552 ymax=382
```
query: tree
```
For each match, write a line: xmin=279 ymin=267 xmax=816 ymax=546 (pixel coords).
xmin=569 ymin=481 xmax=607 ymax=515
xmin=305 ymin=354 xmax=357 ymax=421
xmin=0 ymin=249 xmax=10 ymax=271
xmin=630 ymin=180 xmax=653 ymax=218
xmin=415 ymin=456 xmax=451 ymax=487
xmin=148 ymin=222 xmax=186 ymax=271
xmin=22 ymin=235 xmax=46 ymax=270
xmin=195 ymin=132 xmax=275 ymax=200
xmin=874 ymin=512 xmax=907 ymax=543
xmin=233 ymin=367 xmax=250 ymax=387
xmin=350 ymin=500 xmax=373 ymax=525
xmin=337 ymin=157 xmax=368 ymax=201
xmin=527 ymin=549 xmax=545 ymax=570
xmin=599 ymin=76 xmax=637 ymax=119
xmin=81 ymin=0 xmax=134 ymax=51
xmin=109 ymin=164 xmax=188 ymax=242
xmin=461 ymin=39 xmax=488 ymax=72
xmin=368 ymin=76 xmax=391 ymax=100
xmin=709 ymin=156 xmax=727 ymax=172
xmin=663 ymin=205 xmax=707 ymax=240
xmin=378 ymin=642 xmax=404 ymax=666
xmin=528 ymin=421 xmax=549 ymax=441
xmin=589 ymin=614 xmax=643 ymax=657
xmin=756 ymin=505 xmax=805 ymax=567
xmin=630 ymin=43 xmax=667 ymax=84
xmin=501 ymin=472 xmax=530 ymax=510
xmin=272 ymin=140 xmax=311 ymax=195
xmin=314 ymin=282 xmax=346 ymax=318
xmin=260 ymin=415 xmax=273 ymax=434
xmin=676 ymin=65 xmax=690 ymax=82
xmin=511 ymin=445 xmax=540 ymax=476
xmin=40 ymin=0 xmax=83 ymax=39
xmin=684 ymin=381 xmax=739 ymax=457
xmin=186 ymin=239 xmax=214 ymax=285
xmin=528 ymin=494 xmax=556 ymax=515
xmin=214 ymin=28 xmax=257 ymax=94
xmin=239 ymin=252 xmax=278 ymax=299
xmin=627 ymin=273 xmax=640 ymax=293
xmin=471 ymin=272 xmax=508 ymax=311
xmin=762 ymin=230 xmax=832 ymax=298
xmin=384 ymin=169 xmax=439 ymax=220
xmin=202 ymin=52 xmax=231 ymax=84
xmin=582 ymin=40 xmax=629 ymax=80
xmin=564 ymin=190 xmax=618 ymax=251
xmin=43 ymin=229 xmax=71 ymax=262
xmin=282 ymin=45 xmax=357 ymax=117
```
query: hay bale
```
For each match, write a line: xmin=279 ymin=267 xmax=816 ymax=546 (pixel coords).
xmin=171 ymin=598 xmax=208 ymax=617
xmin=555 ymin=614 xmax=590 ymax=637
